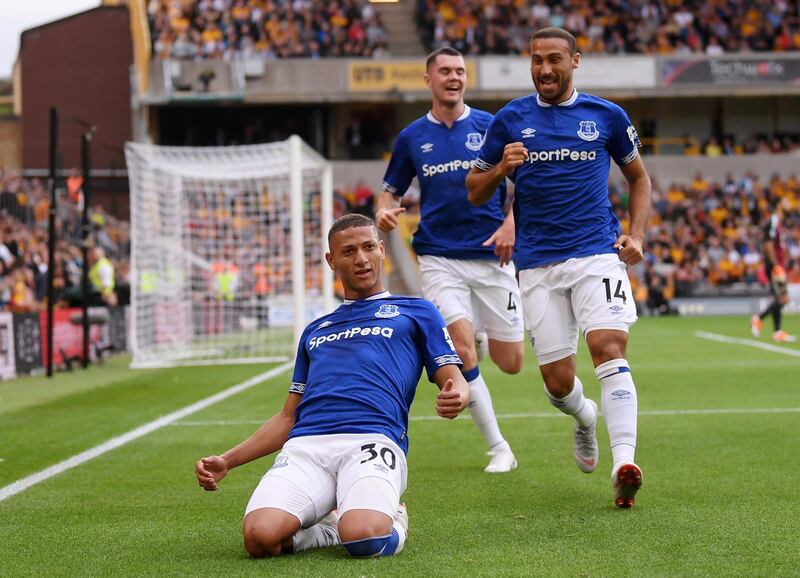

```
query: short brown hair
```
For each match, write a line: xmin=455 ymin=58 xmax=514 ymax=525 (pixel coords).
xmin=327 ymin=213 xmax=377 ymax=247
xmin=531 ymin=27 xmax=578 ymax=55
xmin=425 ymin=46 xmax=464 ymax=70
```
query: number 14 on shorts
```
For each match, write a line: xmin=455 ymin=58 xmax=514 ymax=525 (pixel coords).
xmin=602 ymin=277 xmax=627 ymax=305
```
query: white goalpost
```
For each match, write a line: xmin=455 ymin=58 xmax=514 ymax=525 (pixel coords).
xmin=125 ymin=137 xmax=334 ymax=368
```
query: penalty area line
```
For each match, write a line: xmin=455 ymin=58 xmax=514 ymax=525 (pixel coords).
xmin=695 ymin=331 xmax=800 ymax=357
xmin=0 ymin=362 xmax=293 ymax=503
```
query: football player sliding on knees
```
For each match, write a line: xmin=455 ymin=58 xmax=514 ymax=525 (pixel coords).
xmin=195 ymin=214 xmax=469 ymax=559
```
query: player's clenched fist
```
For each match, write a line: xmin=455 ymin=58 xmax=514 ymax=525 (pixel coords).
xmin=614 ymin=234 xmax=644 ymax=265
xmin=375 ymin=207 xmax=405 ymax=232
xmin=195 ymin=455 xmax=229 ymax=491
xmin=499 ymin=142 xmax=528 ymax=176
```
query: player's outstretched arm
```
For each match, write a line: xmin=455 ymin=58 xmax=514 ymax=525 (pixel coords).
xmin=614 ymin=155 xmax=652 ymax=266
xmin=432 ymin=365 xmax=469 ymax=419
xmin=467 ymin=142 xmax=527 ymax=206
xmin=195 ymin=393 xmax=301 ymax=491
xmin=374 ymin=191 xmax=405 ymax=233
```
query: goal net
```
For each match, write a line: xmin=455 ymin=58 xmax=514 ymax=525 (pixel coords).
xmin=125 ymin=137 xmax=334 ymax=368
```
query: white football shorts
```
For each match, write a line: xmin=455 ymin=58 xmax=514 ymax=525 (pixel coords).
xmin=244 ymin=433 xmax=407 ymax=527
xmin=418 ymin=255 xmax=523 ymax=342
xmin=518 ymin=253 xmax=637 ymax=366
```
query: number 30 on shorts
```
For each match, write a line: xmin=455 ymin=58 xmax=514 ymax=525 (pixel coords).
xmin=360 ymin=443 xmax=397 ymax=470
xmin=602 ymin=277 xmax=627 ymax=304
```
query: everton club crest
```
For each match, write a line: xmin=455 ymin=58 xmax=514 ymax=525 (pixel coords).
xmin=577 ymin=120 xmax=600 ymax=141
xmin=375 ymin=304 xmax=400 ymax=318
xmin=465 ymin=132 xmax=484 ymax=151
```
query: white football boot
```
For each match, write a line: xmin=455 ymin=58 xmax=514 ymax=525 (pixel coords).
xmin=484 ymin=442 xmax=518 ymax=473
xmin=395 ymin=503 xmax=408 ymax=536
xmin=573 ymin=399 xmax=598 ymax=473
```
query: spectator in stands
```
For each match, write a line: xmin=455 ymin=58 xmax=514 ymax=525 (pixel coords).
xmin=619 ymin=171 xmax=798 ymax=312
xmin=149 ymin=0 xmax=388 ymax=60
xmin=88 ymin=247 xmax=117 ymax=307
xmin=418 ymin=0 xmax=800 ymax=56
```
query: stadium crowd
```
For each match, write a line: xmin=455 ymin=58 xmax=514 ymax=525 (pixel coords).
xmin=362 ymin=170 xmax=799 ymax=315
xmin=0 ymin=170 xmax=131 ymax=313
xmin=2 ymin=168 xmax=797 ymax=314
xmin=418 ymin=0 xmax=800 ymax=55
xmin=696 ymin=134 xmax=800 ymax=156
xmin=148 ymin=0 xmax=389 ymax=60
xmin=616 ymin=172 xmax=800 ymax=314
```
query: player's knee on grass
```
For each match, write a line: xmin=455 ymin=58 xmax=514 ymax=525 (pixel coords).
xmin=243 ymin=511 xmax=297 ymax=558
xmin=338 ymin=510 xmax=393 ymax=544
xmin=340 ymin=511 xmax=401 ymax=558
xmin=342 ymin=530 xmax=403 ymax=557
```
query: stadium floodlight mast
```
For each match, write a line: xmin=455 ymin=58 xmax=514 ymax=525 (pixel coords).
xmin=125 ymin=136 xmax=334 ymax=368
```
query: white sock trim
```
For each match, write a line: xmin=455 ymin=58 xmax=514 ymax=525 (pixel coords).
xmin=595 ymin=358 xmax=630 ymax=380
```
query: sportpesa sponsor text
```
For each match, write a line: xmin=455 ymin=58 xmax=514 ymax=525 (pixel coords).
xmin=309 ymin=326 xmax=394 ymax=350
xmin=424 ymin=148 xmax=597 ymax=176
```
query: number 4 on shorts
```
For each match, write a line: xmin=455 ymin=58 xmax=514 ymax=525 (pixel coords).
xmin=507 ymin=292 xmax=517 ymax=311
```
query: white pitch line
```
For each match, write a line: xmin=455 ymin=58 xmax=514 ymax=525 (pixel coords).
xmin=695 ymin=331 xmax=800 ymax=357
xmin=172 ymin=406 xmax=800 ymax=427
xmin=0 ymin=362 xmax=293 ymax=503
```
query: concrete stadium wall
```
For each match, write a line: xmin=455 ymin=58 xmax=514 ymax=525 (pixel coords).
xmin=0 ymin=118 xmax=21 ymax=168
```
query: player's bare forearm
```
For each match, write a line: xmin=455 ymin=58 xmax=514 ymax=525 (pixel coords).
xmin=621 ymin=156 xmax=651 ymax=240
xmin=468 ymin=143 xmax=527 ymax=206
xmin=220 ymin=393 xmax=300 ymax=469
xmin=614 ymin=156 xmax=651 ymax=265
xmin=432 ymin=365 xmax=469 ymax=419
xmin=376 ymin=191 xmax=400 ymax=212
xmin=375 ymin=191 xmax=404 ymax=232
xmin=467 ymin=166 xmax=506 ymax=206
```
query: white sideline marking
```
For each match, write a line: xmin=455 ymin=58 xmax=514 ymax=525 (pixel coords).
xmin=0 ymin=362 xmax=293 ymax=503
xmin=173 ymin=406 xmax=800 ymax=427
xmin=695 ymin=331 xmax=800 ymax=357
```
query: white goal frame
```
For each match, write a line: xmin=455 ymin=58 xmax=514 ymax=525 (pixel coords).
xmin=125 ymin=136 xmax=334 ymax=368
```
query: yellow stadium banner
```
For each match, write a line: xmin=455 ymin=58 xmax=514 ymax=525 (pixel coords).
xmin=348 ymin=60 xmax=477 ymax=92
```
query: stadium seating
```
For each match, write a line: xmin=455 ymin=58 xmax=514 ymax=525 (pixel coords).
xmin=148 ymin=0 xmax=390 ymax=60
xmin=417 ymin=0 xmax=800 ymax=55
xmin=614 ymin=173 xmax=800 ymax=309
xmin=0 ymin=170 xmax=130 ymax=312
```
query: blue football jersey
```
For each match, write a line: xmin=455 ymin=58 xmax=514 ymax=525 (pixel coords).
xmin=475 ymin=91 xmax=641 ymax=270
xmin=287 ymin=292 xmax=462 ymax=453
xmin=382 ymin=105 xmax=507 ymax=260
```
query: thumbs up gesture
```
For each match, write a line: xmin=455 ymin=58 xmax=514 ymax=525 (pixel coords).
xmin=436 ymin=377 xmax=467 ymax=419
xmin=376 ymin=206 xmax=406 ymax=232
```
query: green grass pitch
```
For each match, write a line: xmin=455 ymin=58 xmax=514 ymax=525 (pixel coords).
xmin=1 ymin=316 xmax=798 ymax=576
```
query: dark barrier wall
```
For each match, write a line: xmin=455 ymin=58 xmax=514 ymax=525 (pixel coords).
xmin=20 ymin=6 xmax=133 ymax=170
xmin=13 ymin=313 xmax=43 ymax=375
